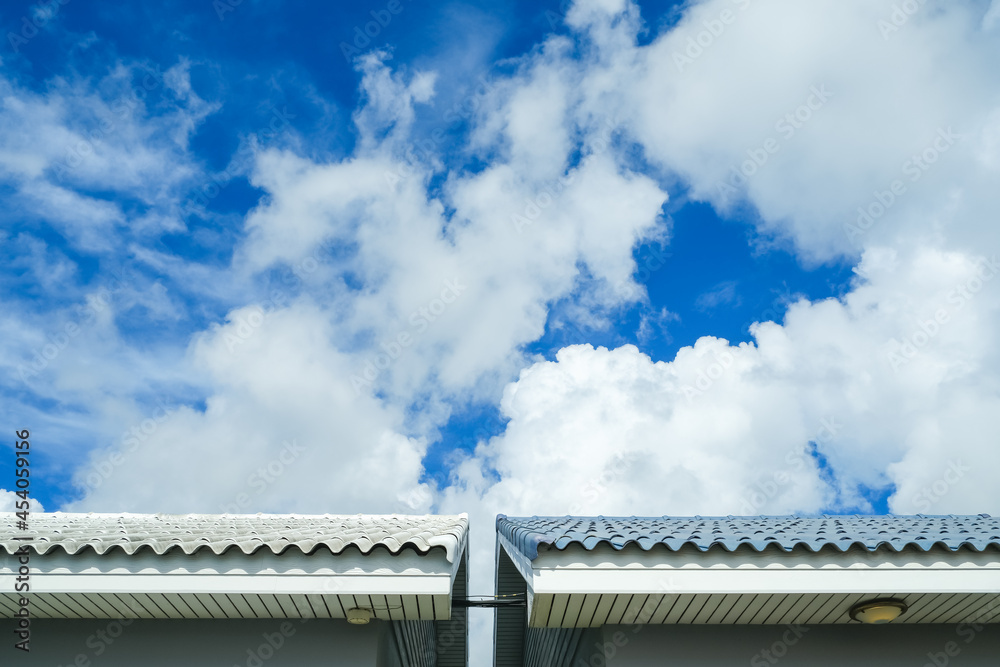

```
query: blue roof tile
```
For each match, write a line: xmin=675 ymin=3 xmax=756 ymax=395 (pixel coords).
xmin=496 ymin=514 xmax=1000 ymax=561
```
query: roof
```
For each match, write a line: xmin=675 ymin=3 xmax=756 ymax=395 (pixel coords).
xmin=497 ymin=514 xmax=1000 ymax=560
xmin=1 ymin=512 xmax=469 ymax=562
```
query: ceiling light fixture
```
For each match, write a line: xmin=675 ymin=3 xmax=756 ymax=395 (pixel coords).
xmin=346 ymin=608 xmax=372 ymax=625
xmin=849 ymin=598 xmax=908 ymax=624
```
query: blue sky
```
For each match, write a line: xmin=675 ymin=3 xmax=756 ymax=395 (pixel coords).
xmin=5 ymin=8 xmax=1000 ymax=651
xmin=2 ymin=0 xmax=867 ymax=514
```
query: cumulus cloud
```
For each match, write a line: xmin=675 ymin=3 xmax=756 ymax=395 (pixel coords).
xmin=0 ymin=490 xmax=44 ymax=513
xmin=235 ymin=51 xmax=668 ymax=408
xmin=434 ymin=0 xmax=1000 ymax=521
xmin=609 ymin=0 xmax=999 ymax=262
xmin=452 ymin=246 xmax=1000 ymax=518
xmin=63 ymin=44 xmax=668 ymax=513
xmin=66 ymin=301 xmax=432 ymax=513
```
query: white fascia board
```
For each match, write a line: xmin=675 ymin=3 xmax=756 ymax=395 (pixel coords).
xmin=526 ymin=546 xmax=1000 ymax=596
xmin=1 ymin=573 xmax=453 ymax=597
xmin=531 ymin=566 xmax=1000 ymax=596
xmin=0 ymin=547 xmax=459 ymax=597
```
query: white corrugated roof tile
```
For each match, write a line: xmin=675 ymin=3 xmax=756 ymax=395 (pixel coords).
xmin=1 ymin=512 xmax=468 ymax=562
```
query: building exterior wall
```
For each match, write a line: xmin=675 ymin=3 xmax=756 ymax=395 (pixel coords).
xmin=565 ymin=623 xmax=1000 ymax=666
xmin=495 ymin=548 xmax=527 ymax=666
xmin=435 ymin=553 xmax=468 ymax=667
xmin=5 ymin=617 xmax=387 ymax=666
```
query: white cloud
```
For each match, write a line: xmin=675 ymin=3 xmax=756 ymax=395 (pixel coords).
xmin=614 ymin=0 xmax=1000 ymax=262
xmin=0 ymin=62 xmax=209 ymax=252
xmin=236 ymin=53 xmax=668 ymax=407
xmin=446 ymin=244 xmax=1000 ymax=663
xmin=455 ymin=245 xmax=1000 ymax=520
xmin=66 ymin=301 xmax=432 ymax=513
xmin=0 ymin=490 xmax=44 ymax=513
xmin=695 ymin=280 xmax=740 ymax=311
xmin=445 ymin=0 xmax=1000 ymax=519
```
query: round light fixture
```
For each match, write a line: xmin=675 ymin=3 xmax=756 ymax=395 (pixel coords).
xmin=346 ymin=608 xmax=372 ymax=625
xmin=849 ymin=598 xmax=908 ymax=624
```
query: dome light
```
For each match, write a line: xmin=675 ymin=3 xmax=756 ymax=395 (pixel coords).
xmin=849 ymin=598 xmax=908 ymax=624
xmin=346 ymin=608 xmax=372 ymax=625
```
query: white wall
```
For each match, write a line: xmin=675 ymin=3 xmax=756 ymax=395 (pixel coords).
xmin=572 ymin=624 xmax=1000 ymax=667
xmin=5 ymin=617 xmax=386 ymax=666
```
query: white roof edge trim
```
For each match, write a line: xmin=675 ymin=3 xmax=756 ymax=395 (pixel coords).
xmin=523 ymin=537 xmax=1000 ymax=597
xmin=0 ymin=573 xmax=455 ymax=597
xmin=528 ymin=566 xmax=1000 ymax=596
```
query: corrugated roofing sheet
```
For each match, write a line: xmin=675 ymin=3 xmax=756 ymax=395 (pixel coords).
xmin=497 ymin=514 xmax=1000 ymax=560
xmin=1 ymin=513 xmax=468 ymax=561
